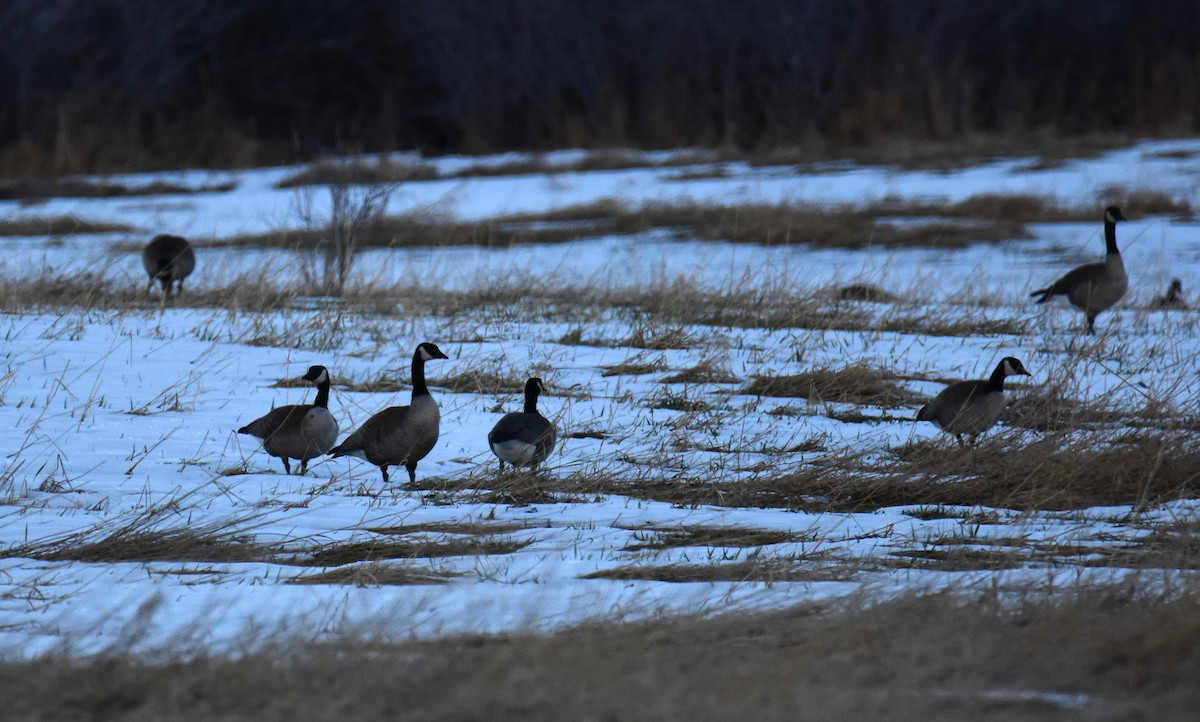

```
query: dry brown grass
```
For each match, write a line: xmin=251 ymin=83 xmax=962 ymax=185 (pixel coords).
xmin=303 ymin=536 xmax=529 ymax=567
xmin=660 ymin=360 xmax=741 ymax=385
xmin=600 ymin=356 xmax=668 ymax=377
xmin=0 ymin=177 xmax=235 ymax=201
xmin=745 ymin=364 xmax=921 ymax=408
xmin=0 ymin=517 xmax=271 ymax=564
xmin=214 ymin=190 xmax=1193 ymax=256
xmin=272 ymin=150 xmax=724 ymax=187
xmin=275 ymin=158 xmax=440 ymax=187
xmin=620 ymin=526 xmax=808 ymax=551
xmin=0 ymin=215 xmax=134 ymax=236
xmin=583 ymin=557 xmax=845 ymax=583
xmin=565 ymin=428 xmax=1200 ymax=515
xmin=3 ymin=585 xmax=1197 ymax=720
xmin=287 ymin=563 xmax=458 ymax=586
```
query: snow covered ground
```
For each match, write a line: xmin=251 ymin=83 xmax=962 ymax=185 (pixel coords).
xmin=2 ymin=140 xmax=1200 ymax=657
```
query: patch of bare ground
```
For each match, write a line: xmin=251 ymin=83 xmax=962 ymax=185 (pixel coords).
xmin=275 ymin=157 xmax=440 ymax=187
xmin=215 ymin=189 xmax=1193 ymax=255
xmin=335 ymin=369 xmax=521 ymax=395
xmin=273 ymin=150 xmax=725 ymax=187
xmin=287 ymin=562 xmax=459 ymax=586
xmin=0 ymin=270 xmax=1021 ymax=339
xmin=408 ymin=470 xmax=592 ymax=507
xmin=660 ymin=360 xmax=741 ymax=385
xmin=776 ymin=132 xmax=1135 ymax=171
xmin=0 ymin=517 xmax=271 ymax=564
xmin=1078 ymin=519 xmax=1200 ymax=570
xmin=0 ymin=215 xmax=134 ymax=236
xmin=620 ymin=526 xmax=809 ymax=551
xmin=4 ymin=585 xmax=1197 ymax=720
xmin=744 ymin=364 xmax=921 ymax=408
xmin=583 ymin=556 xmax=846 ymax=584
xmin=600 ymin=355 xmax=667 ymax=377
xmin=302 ymin=535 xmax=529 ymax=567
xmin=0 ymin=177 xmax=235 ymax=201
xmin=584 ymin=429 xmax=1200 ymax=514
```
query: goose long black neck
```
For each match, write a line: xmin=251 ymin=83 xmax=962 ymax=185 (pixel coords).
xmin=523 ymin=384 xmax=540 ymax=414
xmin=987 ymin=363 xmax=1009 ymax=392
xmin=313 ymin=376 xmax=331 ymax=408
xmin=411 ymin=348 xmax=431 ymax=399
xmin=1105 ymin=217 xmax=1121 ymax=256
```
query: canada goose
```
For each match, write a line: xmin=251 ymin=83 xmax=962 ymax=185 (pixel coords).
xmin=488 ymin=377 xmax=556 ymax=470
xmin=1154 ymin=278 xmax=1187 ymax=309
xmin=1030 ymin=206 xmax=1128 ymax=333
xmin=330 ymin=342 xmax=450 ymax=484
xmin=238 ymin=365 xmax=338 ymax=474
xmin=916 ymin=357 xmax=1031 ymax=445
xmin=141 ymin=234 xmax=196 ymax=297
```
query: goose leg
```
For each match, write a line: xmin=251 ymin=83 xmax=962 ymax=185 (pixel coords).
xmin=379 ymin=465 xmax=390 ymax=484
xmin=406 ymin=462 xmax=418 ymax=483
xmin=281 ymin=458 xmax=292 ymax=475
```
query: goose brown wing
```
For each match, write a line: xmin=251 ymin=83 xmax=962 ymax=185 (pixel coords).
xmin=238 ymin=404 xmax=308 ymax=438
xmin=1033 ymin=262 xmax=1105 ymax=301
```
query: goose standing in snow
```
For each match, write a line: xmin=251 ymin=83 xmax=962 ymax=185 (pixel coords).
xmin=1030 ymin=206 xmax=1128 ymax=334
xmin=916 ymin=357 xmax=1031 ymax=445
xmin=330 ymin=342 xmax=450 ymax=484
xmin=238 ymin=365 xmax=338 ymax=474
xmin=489 ymin=377 xmax=556 ymax=470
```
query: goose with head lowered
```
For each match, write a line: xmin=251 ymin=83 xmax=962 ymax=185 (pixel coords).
xmin=330 ymin=342 xmax=450 ymax=484
xmin=489 ymin=377 xmax=556 ymax=470
xmin=238 ymin=365 xmax=339 ymax=474
xmin=1030 ymin=206 xmax=1128 ymax=334
xmin=916 ymin=357 xmax=1031 ymax=445
xmin=1154 ymin=278 xmax=1187 ymax=310
xmin=142 ymin=233 xmax=196 ymax=297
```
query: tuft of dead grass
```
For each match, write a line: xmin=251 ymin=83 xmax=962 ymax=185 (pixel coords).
xmin=0 ymin=518 xmax=272 ymax=564
xmin=621 ymin=526 xmax=807 ymax=551
xmin=583 ymin=557 xmax=844 ymax=584
xmin=0 ymin=177 xmax=235 ymax=201
xmin=3 ymin=585 xmax=1199 ymax=719
xmin=304 ymin=536 xmax=530 ymax=567
xmin=287 ymin=562 xmax=459 ymax=586
xmin=0 ymin=215 xmax=135 ymax=236
xmin=660 ymin=360 xmax=741 ymax=385
xmin=744 ymin=364 xmax=920 ymax=408
xmin=275 ymin=158 xmax=439 ymax=188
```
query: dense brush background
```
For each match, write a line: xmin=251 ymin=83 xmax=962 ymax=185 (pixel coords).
xmin=3 ymin=0 xmax=1200 ymax=175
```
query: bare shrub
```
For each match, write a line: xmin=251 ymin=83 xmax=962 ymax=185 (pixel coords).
xmin=290 ymin=182 xmax=394 ymax=295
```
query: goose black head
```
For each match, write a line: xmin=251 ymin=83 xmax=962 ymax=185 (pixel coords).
xmin=1105 ymin=206 xmax=1126 ymax=224
xmin=417 ymin=342 xmax=450 ymax=361
xmin=1000 ymin=357 xmax=1031 ymax=377
xmin=302 ymin=365 xmax=330 ymax=384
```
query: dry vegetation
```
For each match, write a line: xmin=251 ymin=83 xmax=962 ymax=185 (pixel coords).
xmin=207 ymin=192 xmax=1192 ymax=266
xmin=0 ymin=215 xmax=134 ymax=237
xmin=745 ymin=364 xmax=921 ymax=408
xmin=0 ymin=177 xmax=235 ymax=201
xmin=2 ymin=586 xmax=1198 ymax=720
xmin=6 ymin=1 xmax=1200 ymax=176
